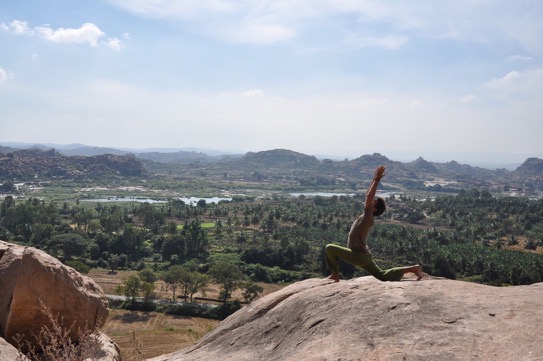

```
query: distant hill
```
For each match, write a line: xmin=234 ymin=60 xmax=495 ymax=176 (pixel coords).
xmin=238 ymin=149 xmax=320 ymax=168
xmin=514 ymin=157 xmax=543 ymax=175
xmin=59 ymin=146 xmax=130 ymax=157
xmin=137 ymin=150 xmax=212 ymax=163
xmin=0 ymin=143 xmax=239 ymax=163
xmin=0 ymin=149 xmax=146 ymax=179
xmin=0 ymin=143 xmax=541 ymax=195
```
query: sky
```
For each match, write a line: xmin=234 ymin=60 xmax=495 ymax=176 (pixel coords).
xmin=1 ymin=1 xmax=542 ymax=166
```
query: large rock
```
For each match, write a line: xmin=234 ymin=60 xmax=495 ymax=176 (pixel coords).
xmin=148 ymin=276 xmax=543 ymax=361
xmin=0 ymin=241 xmax=110 ymax=353
xmin=86 ymin=332 xmax=122 ymax=361
xmin=0 ymin=337 xmax=29 ymax=361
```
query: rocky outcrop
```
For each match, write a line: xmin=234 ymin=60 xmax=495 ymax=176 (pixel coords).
xmin=0 ymin=148 xmax=147 ymax=179
xmin=0 ymin=337 xmax=29 ymax=361
xmin=148 ymin=276 xmax=543 ymax=361
xmin=0 ymin=241 xmax=116 ymax=359
xmin=91 ymin=332 xmax=123 ymax=361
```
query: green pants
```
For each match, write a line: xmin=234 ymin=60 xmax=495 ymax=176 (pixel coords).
xmin=325 ymin=244 xmax=405 ymax=282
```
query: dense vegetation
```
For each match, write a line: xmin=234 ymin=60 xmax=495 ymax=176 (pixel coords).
xmin=1 ymin=188 xmax=542 ymax=291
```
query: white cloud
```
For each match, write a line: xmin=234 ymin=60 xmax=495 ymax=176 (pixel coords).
xmin=344 ymin=33 xmax=408 ymax=50
xmin=105 ymin=0 xmax=543 ymax=54
xmin=460 ymin=94 xmax=478 ymax=104
xmin=482 ymin=68 xmax=543 ymax=104
xmin=1 ymin=20 xmax=29 ymax=34
xmin=0 ymin=66 xmax=14 ymax=82
xmin=485 ymin=71 xmax=521 ymax=87
xmin=6 ymin=76 xmax=542 ymax=159
xmin=508 ymin=54 xmax=533 ymax=62
xmin=2 ymin=19 xmax=123 ymax=49
xmin=107 ymin=38 xmax=122 ymax=50
xmin=106 ymin=0 xmax=237 ymax=19
xmin=242 ymin=89 xmax=264 ymax=97
xmin=34 ymin=23 xmax=104 ymax=46
xmin=224 ymin=20 xmax=295 ymax=44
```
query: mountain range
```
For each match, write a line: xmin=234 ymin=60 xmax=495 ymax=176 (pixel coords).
xmin=0 ymin=143 xmax=542 ymax=196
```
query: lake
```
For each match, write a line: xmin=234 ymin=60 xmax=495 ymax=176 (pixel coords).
xmin=82 ymin=196 xmax=232 ymax=205
xmin=290 ymin=191 xmax=396 ymax=198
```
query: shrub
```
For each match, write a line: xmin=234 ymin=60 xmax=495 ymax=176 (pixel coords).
xmin=64 ymin=260 xmax=91 ymax=274
xmin=159 ymin=301 xmax=241 ymax=320
xmin=120 ymin=300 xmax=157 ymax=312
xmin=14 ymin=300 xmax=102 ymax=361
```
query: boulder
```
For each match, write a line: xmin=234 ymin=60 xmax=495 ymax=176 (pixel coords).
xmin=0 ymin=241 xmax=110 ymax=354
xmin=85 ymin=332 xmax=122 ymax=361
xmin=0 ymin=337 xmax=29 ymax=361
xmin=148 ymin=276 xmax=543 ymax=361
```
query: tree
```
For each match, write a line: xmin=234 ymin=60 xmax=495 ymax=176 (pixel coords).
xmin=181 ymin=271 xmax=209 ymax=303
xmin=120 ymin=225 xmax=146 ymax=262
xmin=47 ymin=233 xmax=87 ymax=260
xmin=138 ymin=268 xmax=157 ymax=283
xmin=162 ymin=265 xmax=185 ymax=301
xmin=242 ymin=281 xmax=264 ymax=302
xmin=137 ymin=269 xmax=157 ymax=302
xmin=141 ymin=281 xmax=155 ymax=303
xmin=107 ymin=254 xmax=120 ymax=273
xmin=120 ymin=275 xmax=141 ymax=303
xmin=161 ymin=234 xmax=185 ymax=262
xmin=209 ymin=261 xmax=245 ymax=302
xmin=181 ymin=220 xmax=208 ymax=257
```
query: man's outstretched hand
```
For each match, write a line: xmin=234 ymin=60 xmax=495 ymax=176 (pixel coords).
xmin=374 ymin=165 xmax=385 ymax=180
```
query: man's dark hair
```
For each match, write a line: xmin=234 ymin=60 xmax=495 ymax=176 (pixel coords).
xmin=373 ymin=197 xmax=386 ymax=217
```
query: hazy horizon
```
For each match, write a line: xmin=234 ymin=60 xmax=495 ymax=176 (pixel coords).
xmin=1 ymin=140 xmax=533 ymax=170
xmin=2 ymin=1 xmax=542 ymax=165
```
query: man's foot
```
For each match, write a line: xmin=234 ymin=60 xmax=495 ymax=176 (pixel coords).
xmin=327 ymin=273 xmax=340 ymax=282
xmin=413 ymin=265 xmax=424 ymax=280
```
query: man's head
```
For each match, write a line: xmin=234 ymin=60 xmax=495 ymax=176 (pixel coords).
xmin=373 ymin=197 xmax=386 ymax=217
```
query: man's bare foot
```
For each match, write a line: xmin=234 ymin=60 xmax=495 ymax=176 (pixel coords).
xmin=414 ymin=265 xmax=424 ymax=280
xmin=327 ymin=273 xmax=340 ymax=282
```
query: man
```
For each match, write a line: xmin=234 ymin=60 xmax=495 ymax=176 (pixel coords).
xmin=325 ymin=165 xmax=423 ymax=282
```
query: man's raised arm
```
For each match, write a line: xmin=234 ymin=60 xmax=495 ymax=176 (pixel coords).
xmin=365 ymin=166 xmax=385 ymax=209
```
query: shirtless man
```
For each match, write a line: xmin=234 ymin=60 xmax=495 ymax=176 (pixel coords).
xmin=325 ymin=165 xmax=423 ymax=282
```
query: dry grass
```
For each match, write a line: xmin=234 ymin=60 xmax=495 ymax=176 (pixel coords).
xmin=89 ymin=268 xmax=287 ymax=359
xmin=102 ymin=309 xmax=219 ymax=360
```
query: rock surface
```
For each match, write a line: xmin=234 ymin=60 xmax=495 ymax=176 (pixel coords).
xmin=89 ymin=332 xmax=122 ymax=361
xmin=148 ymin=276 xmax=543 ymax=361
xmin=0 ymin=241 xmax=111 ymax=354
xmin=0 ymin=337 xmax=29 ymax=361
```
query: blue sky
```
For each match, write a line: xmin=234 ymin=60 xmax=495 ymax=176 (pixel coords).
xmin=1 ymin=1 xmax=542 ymax=166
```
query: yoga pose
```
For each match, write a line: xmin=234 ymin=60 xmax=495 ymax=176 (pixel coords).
xmin=325 ymin=165 xmax=423 ymax=282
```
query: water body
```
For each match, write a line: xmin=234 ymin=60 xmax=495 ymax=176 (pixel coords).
xmin=290 ymin=192 xmax=355 ymax=197
xmin=81 ymin=197 xmax=167 ymax=204
xmin=290 ymin=191 xmax=396 ymax=198
xmin=82 ymin=196 xmax=232 ymax=204
xmin=178 ymin=196 xmax=232 ymax=205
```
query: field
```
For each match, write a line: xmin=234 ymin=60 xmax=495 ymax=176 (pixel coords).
xmin=102 ymin=309 xmax=218 ymax=360
xmin=89 ymin=269 xmax=286 ymax=359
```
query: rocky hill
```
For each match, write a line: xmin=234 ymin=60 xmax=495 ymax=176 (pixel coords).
xmin=1 ymin=146 xmax=542 ymax=195
xmin=220 ymin=150 xmax=541 ymax=194
xmin=0 ymin=148 xmax=147 ymax=180
xmin=223 ymin=149 xmax=529 ymax=181
xmin=240 ymin=149 xmax=321 ymax=168
xmin=514 ymin=157 xmax=543 ymax=176
xmin=148 ymin=276 xmax=543 ymax=361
